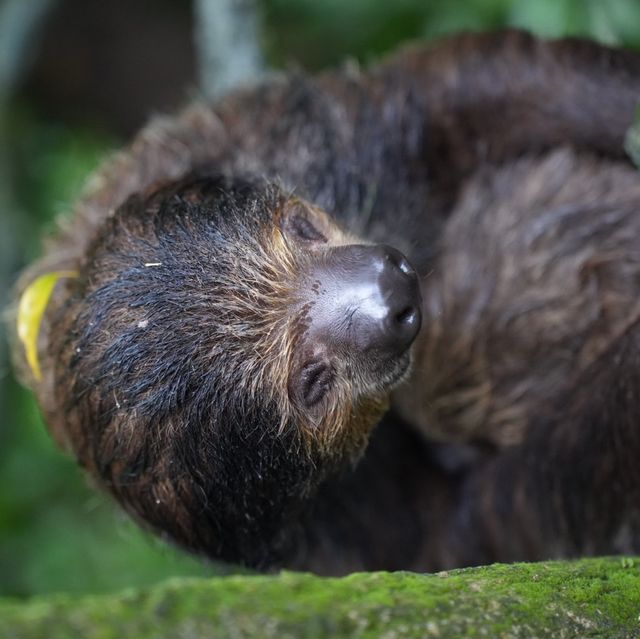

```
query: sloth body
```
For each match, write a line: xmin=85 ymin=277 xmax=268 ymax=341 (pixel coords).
xmin=16 ymin=31 xmax=640 ymax=572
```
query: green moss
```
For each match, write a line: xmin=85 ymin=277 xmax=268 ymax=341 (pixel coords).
xmin=1 ymin=558 xmax=639 ymax=638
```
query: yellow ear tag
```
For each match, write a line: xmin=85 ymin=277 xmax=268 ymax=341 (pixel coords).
xmin=17 ymin=271 xmax=78 ymax=381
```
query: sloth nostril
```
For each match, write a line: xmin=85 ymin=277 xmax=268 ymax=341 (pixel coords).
xmin=397 ymin=256 xmax=414 ymax=277
xmin=395 ymin=305 xmax=417 ymax=326
xmin=378 ymin=245 xmax=417 ymax=282
xmin=386 ymin=252 xmax=414 ymax=277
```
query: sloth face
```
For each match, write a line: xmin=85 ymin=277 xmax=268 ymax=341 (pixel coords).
xmin=278 ymin=198 xmax=422 ymax=437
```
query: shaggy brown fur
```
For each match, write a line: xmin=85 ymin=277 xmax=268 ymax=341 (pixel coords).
xmin=12 ymin=30 xmax=640 ymax=571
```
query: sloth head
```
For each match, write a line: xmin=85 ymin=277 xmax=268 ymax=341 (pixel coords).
xmin=43 ymin=174 xmax=421 ymax=566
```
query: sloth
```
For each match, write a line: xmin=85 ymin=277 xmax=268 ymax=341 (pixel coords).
xmin=12 ymin=30 xmax=640 ymax=573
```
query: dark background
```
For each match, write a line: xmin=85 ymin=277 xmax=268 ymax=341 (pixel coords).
xmin=1 ymin=0 xmax=639 ymax=598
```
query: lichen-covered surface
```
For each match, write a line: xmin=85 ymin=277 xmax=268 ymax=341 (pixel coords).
xmin=1 ymin=558 xmax=639 ymax=638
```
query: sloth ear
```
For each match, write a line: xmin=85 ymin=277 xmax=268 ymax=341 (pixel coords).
xmin=279 ymin=199 xmax=329 ymax=244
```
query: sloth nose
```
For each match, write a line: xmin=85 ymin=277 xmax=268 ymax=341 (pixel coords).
xmin=315 ymin=243 xmax=422 ymax=358
xmin=362 ymin=244 xmax=422 ymax=356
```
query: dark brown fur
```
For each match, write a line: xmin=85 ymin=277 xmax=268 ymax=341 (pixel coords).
xmin=13 ymin=30 xmax=640 ymax=571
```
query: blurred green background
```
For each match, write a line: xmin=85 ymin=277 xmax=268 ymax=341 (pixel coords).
xmin=1 ymin=0 xmax=640 ymax=599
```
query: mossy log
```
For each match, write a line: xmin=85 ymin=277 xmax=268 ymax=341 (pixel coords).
xmin=1 ymin=558 xmax=640 ymax=638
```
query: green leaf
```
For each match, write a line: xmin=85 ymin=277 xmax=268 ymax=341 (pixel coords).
xmin=625 ymin=105 xmax=640 ymax=169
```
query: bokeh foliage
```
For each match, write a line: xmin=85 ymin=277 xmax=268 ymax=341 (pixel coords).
xmin=2 ymin=0 xmax=640 ymax=598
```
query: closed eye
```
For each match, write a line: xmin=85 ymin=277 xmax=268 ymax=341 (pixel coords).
xmin=300 ymin=360 xmax=333 ymax=408
xmin=283 ymin=212 xmax=328 ymax=243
